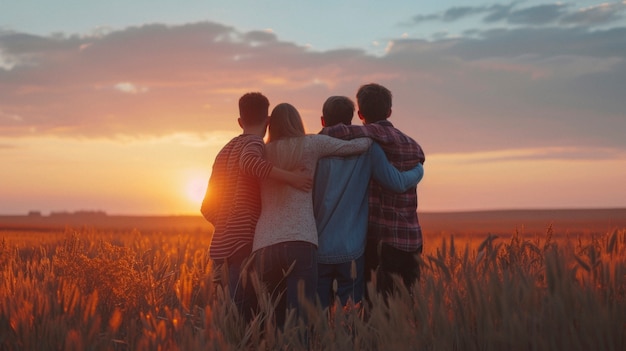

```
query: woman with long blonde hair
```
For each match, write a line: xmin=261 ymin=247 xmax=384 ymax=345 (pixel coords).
xmin=253 ymin=103 xmax=371 ymax=327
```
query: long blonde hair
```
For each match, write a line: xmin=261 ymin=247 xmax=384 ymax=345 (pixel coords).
xmin=265 ymin=103 xmax=306 ymax=171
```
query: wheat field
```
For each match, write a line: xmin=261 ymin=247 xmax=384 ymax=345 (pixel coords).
xmin=1 ymin=222 xmax=625 ymax=350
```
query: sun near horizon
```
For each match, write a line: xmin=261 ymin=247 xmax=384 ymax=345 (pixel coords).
xmin=182 ymin=171 xmax=210 ymax=212
xmin=2 ymin=131 xmax=626 ymax=216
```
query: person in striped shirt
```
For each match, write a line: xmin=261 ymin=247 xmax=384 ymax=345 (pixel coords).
xmin=320 ymin=83 xmax=426 ymax=299
xmin=200 ymin=92 xmax=312 ymax=319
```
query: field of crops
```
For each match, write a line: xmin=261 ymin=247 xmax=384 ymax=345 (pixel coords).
xmin=1 ymin=220 xmax=625 ymax=350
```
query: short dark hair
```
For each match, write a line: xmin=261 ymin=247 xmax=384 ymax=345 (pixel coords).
xmin=322 ymin=96 xmax=354 ymax=126
xmin=356 ymin=83 xmax=392 ymax=123
xmin=239 ymin=92 xmax=270 ymax=125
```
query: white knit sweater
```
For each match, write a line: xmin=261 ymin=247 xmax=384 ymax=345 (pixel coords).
xmin=253 ymin=134 xmax=371 ymax=252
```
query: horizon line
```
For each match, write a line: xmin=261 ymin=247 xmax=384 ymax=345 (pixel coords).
xmin=2 ymin=206 xmax=626 ymax=217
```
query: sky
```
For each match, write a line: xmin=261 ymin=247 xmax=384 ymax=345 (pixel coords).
xmin=1 ymin=0 xmax=626 ymax=215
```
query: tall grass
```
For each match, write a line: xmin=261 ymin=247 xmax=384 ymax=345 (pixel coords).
xmin=1 ymin=227 xmax=625 ymax=350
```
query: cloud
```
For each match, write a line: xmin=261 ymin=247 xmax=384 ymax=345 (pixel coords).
xmin=561 ymin=2 xmax=626 ymax=26
xmin=383 ymin=25 xmax=626 ymax=152
xmin=406 ymin=1 xmax=625 ymax=27
xmin=114 ymin=82 xmax=148 ymax=94
xmin=480 ymin=3 xmax=571 ymax=25
xmin=449 ymin=27 xmax=626 ymax=59
xmin=1 ymin=109 xmax=23 ymax=121
xmin=0 ymin=51 xmax=17 ymax=70
xmin=241 ymin=29 xmax=278 ymax=44
xmin=407 ymin=4 xmax=505 ymax=24
xmin=0 ymin=22 xmax=319 ymax=137
xmin=443 ymin=6 xmax=490 ymax=21
xmin=409 ymin=13 xmax=440 ymax=24
xmin=504 ymin=4 xmax=570 ymax=25
xmin=482 ymin=3 xmax=520 ymax=23
xmin=0 ymin=20 xmax=625 ymax=156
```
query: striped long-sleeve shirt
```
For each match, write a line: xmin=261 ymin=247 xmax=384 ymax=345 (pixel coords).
xmin=320 ymin=120 xmax=426 ymax=252
xmin=201 ymin=134 xmax=273 ymax=260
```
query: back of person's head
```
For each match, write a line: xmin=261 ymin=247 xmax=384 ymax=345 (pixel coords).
xmin=322 ymin=96 xmax=354 ymax=127
xmin=239 ymin=92 xmax=270 ymax=126
xmin=267 ymin=103 xmax=306 ymax=143
xmin=356 ymin=83 xmax=392 ymax=123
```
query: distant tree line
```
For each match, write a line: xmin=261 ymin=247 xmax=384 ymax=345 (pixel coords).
xmin=27 ymin=210 xmax=108 ymax=217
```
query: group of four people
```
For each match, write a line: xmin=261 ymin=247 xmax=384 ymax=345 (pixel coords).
xmin=201 ymin=83 xmax=425 ymax=326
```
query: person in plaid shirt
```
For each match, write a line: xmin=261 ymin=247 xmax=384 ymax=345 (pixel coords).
xmin=320 ymin=83 xmax=426 ymax=299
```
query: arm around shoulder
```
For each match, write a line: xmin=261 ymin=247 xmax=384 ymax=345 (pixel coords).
xmin=320 ymin=134 xmax=372 ymax=158
xmin=268 ymin=166 xmax=313 ymax=192
xmin=370 ymin=143 xmax=424 ymax=193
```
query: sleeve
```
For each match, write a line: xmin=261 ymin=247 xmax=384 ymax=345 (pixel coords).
xmin=370 ymin=142 xmax=424 ymax=193
xmin=322 ymin=123 xmax=402 ymax=146
xmin=239 ymin=136 xmax=273 ymax=179
xmin=315 ymin=134 xmax=372 ymax=158
xmin=321 ymin=124 xmax=372 ymax=139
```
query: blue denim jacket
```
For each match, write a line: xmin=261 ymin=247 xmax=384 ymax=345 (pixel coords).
xmin=313 ymin=142 xmax=424 ymax=264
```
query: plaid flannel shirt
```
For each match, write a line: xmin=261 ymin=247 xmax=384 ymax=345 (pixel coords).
xmin=320 ymin=120 xmax=426 ymax=252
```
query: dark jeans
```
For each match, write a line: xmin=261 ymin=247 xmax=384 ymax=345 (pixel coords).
xmin=255 ymin=241 xmax=317 ymax=327
xmin=364 ymin=238 xmax=422 ymax=299
xmin=213 ymin=245 xmax=256 ymax=320
xmin=317 ymin=255 xmax=365 ymax=308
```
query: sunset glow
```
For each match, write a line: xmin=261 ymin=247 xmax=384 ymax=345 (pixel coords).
xmin=1 ymin=0 xmax=625 ymax=215
xmin=184 ymin=173 xmax=209 ymax=209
